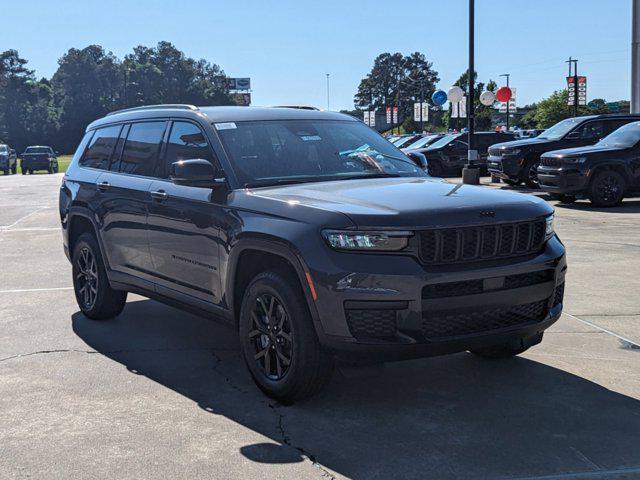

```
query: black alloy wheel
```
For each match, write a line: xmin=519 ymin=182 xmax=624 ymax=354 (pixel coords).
xmin=524 ymin=160 xmax=540 ymax=188
xmin=249 ymin=294 xmax=293 ymax=381
xmin=74 ymin=246 xmax=99 ymax=310
xmin=589 ymin=170 xmax=625 ymax=207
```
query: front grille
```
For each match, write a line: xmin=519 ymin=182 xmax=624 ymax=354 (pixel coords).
xmin=421 ymin=300 xmax=547 ymax=340
xmin=422 ymin=270 xmax=554 ymax=299
xmin=540 ymin=157 xmax=562 ymax=167
xmin=553 ymin=283 xmax=565 ymax=307
xmin=346 ymin=309 xmax=397 ymax=339
xmin=418 ymin=220 xmax=546 ymax=265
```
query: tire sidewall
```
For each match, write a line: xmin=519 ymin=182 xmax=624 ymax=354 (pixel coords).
xmin=239 ymin=271 xmax=316 ymax=398
xmin=589 ymin=170 xmax=625 ymax=207
xmin=72 ymin=233 xmax=110 ymax=318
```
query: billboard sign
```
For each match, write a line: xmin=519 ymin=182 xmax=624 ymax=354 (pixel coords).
xmin=567 ymin=76 xmax=587 ymax=106
xmin=228 ymin=77 xmax=251 ymax=90
xmin=413 ymin=102 xmax=429 ymax=122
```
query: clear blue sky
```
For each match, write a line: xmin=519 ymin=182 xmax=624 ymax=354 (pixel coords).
xmin=1 ymin=0 xmax=633 ymax=110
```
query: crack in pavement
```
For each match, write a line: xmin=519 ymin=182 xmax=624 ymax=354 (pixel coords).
xmin=0 ymin=346 xmax=237 ymax=363
xmin=209 ymin=352 xmax=336 ymax=480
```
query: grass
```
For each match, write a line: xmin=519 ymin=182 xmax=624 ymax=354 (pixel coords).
xmin=15 ymin=155 xmax=73 ymax=175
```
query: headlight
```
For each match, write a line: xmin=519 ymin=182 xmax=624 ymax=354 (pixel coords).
xmin=545 ymin=214 xmax=555 ymax=239
xmin=322 ymin=230 xmax=412 ymax=251
xmin=563 ymin=156 xmax=587 ymax=163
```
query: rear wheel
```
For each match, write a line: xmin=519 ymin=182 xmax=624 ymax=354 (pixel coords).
xmin=588 ymin=170 xmax=625 ymax=207
xmin=490 ymin=174 xmax=501 ymax=183
xmin=239 ymin=270 xmax=333 ymax=403
xmin=72 ymin=233 xmax=127 ymax=320
xmin=549 ymin=193 xmax=577 ymax=204
xmin=3 ymin=168 xmax=8 ymax=175
xmin=11 ymin=163 xmax=17 ymax=174
xmin=503 ymin=179 xmax=520 ymax=186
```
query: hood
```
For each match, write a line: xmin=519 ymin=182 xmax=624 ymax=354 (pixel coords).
xmin=490 ymin=137 xmax=555 ymax=151
xmin=543 ymin=145 xmax=625 ymax=158
xmin=236 ymin=177 xmax=552 ymax=229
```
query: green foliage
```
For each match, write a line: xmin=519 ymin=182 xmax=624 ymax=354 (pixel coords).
xmin=0 ymin=42 xmax=235 ymax=153
xmin=354 ymin=52 xmax=440 ymax=128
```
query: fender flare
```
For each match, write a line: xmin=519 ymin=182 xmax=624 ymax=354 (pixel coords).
xmin=67 ymin=206 xmax=111 ymax=270
xmin=225 ymin=236 xmax=322 ymax=328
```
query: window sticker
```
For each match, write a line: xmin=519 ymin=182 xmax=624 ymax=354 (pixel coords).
xmin=215 ymin=122 xmax=237 ymax=130
xmin=300 ymin=135 xmax=322 ymax=141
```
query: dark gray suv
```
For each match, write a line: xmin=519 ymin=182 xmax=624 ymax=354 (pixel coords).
xmin=59 ymin=105 xmax=566 ymax=402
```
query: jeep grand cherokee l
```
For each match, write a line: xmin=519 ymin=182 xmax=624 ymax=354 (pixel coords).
xmin=487 ymin=114 xmax=640 ymax=188
xmin=538 ymin=120 xmax=640 ymax=206
xmin=59 ymin=105 xmax=566 ymax=403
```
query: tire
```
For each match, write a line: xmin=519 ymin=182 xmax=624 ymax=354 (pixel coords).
xmin=53 ymin=163 xmax=59 ymax=173
xmin=490 ymin=174 xmax=501 ymax=183
xmin=21 ymin=167 xmax=27 ymax=175
xmin=503 ymin=179 xmax=520 ymax=186
xmin=11 ymin=163 xmax=17 ymax=174
xmin=523 ymin=160 xmax=540 ymax=188
xmin=72 ymin=232 xmax=127 ymax=320
xmin=239 ymin=270 xmax=334 ymax=404
xmin=588 ymin=170 xmax=625 ymax=207
xmin=3 ymin=168 xmax=8 ymax=175
xmin=427 ymin=160 xmax=444 ymax=177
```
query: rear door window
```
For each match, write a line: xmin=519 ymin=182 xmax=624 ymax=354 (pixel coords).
xmin=574 ymin=121 xmax=605 ymax=140
xmin=80 ymin=125 xmax=123 ymax=170
xmin=118 ymin=121 xmax=166 ymax=176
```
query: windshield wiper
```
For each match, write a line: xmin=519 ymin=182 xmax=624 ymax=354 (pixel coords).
xmin=332 ymin=172 xmax=403 ymax=181
xmin=244 ymin=177 xmax=324 ymax=188
xmin=340 ymin=149 xmax=416 ymax=166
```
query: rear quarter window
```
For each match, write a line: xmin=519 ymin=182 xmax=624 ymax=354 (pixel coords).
xmin=80 ymin=125 xmax=122 ymax=170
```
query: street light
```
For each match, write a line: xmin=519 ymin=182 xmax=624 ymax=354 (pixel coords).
xmin=462 ymin=0 xmax=479 ymax=185
xmin=326 ymin=73 xmax=330 ymax=110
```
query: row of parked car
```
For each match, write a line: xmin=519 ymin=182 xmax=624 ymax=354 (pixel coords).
xmin=396 ymin=113 xmax=640 ymax=207
xmin=0 ymin=145 xmax=60 ymax=175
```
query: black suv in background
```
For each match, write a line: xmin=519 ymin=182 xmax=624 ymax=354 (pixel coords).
xmin=488 ymin=114 xmax=640 ymax=188
xmin=21 ymin=145 xmax=59 ymax=174
xmin=538 ymin=120 xmax=640 ymax=206
xmin=60 ymin=105 xmax=566 ymax=402
xmin=0 ymin=144 xmax=17 ymax=175
xmin=422 ymin=131 xmax=514 ymax=176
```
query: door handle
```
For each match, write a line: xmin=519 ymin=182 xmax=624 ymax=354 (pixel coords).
xmin=150 ymin=190 xmax=168 ymax=201
xmin=97 ymin=181 xmax=110 ymax=192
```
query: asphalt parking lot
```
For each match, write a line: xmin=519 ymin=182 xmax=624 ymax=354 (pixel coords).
xmin=1 ymin=173 xmax=639 ymax=480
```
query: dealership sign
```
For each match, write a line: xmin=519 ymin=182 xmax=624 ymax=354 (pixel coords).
xmin=567 ymin=76 xmax=587 ymax=105
xmin=363 ymin=110 xmax=376 ymax=127
xmin=413 ymin=102 xmax=429 ymax=122
xmin=228 ymin=77 xmax=251 ymax=90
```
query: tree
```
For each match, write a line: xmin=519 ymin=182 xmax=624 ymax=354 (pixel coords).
xmin=122 ymin=41 xmax=232 ymax=108
xmin=531 ymin=90 xmax=572 ymax=128
xmin=52 ymin=45 xmax=123 ymax=152
xmin=354 ymin=52 xmax=439 ymax=127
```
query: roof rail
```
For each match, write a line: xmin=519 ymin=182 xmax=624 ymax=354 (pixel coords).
xmin=106 ymin=104 xmax=199 ymax=116
xmin=272 ymin=105 xmax=320 ymax=111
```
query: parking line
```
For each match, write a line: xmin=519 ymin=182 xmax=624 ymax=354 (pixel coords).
xmin=0 ymin=207 xmax=50 ymax=231
xmin=0 ymin=287 xmax=73 ymax=294
xmin=563 ymin=312 xmax=640 ymax=348
xmin=503 ymin=466 xmax=640 ymax=479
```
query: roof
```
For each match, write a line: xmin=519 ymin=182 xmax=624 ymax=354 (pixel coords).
xmin=88 ymin=105 xmax=356 ymax=130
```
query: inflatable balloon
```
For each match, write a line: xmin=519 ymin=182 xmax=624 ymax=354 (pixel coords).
xmin=496 ymin=86 xmax=512 ymax=103
xmin=431 ymin=89 xmax=447 ymax=106
xmin=447 ymin=86 xmax=464 ymax=103
xmin=479 ymin=90 xmax=496 ymax=106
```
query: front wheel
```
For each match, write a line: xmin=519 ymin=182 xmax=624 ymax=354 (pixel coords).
xmin=524 ymin=160 xmax=540 ymax=188
xmin=72 ymin=233 xmax=127 ymax=320
xmin=239 ymin=270 xmax=334 ymax=404
xmin=588 ymin=170 xmax=625 ymax=207
xmin=427 ymin=160 xmax=444 ymax=177
xmin=11 ymin=163 xmax=17 ymax=174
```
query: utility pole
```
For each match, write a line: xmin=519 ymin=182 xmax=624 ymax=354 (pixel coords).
xmin=462 ymin=0 xmax=479 ymax=185
xmin=565 ymin=57 xmax=578 ymax=116
xmin=500 ymin=73 xmax=510 ymax=130
xmin=632 ymin=0 xmax=640 ymax=113
xmin=325 ymin=74 xmax=330 ymax=110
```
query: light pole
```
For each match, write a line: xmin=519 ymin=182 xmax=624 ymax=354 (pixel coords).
xmin=326 ymin=73 xmax=330 ymax=110
xmin=633 ymin=0 xmax=640 ymax=113
xmin=462 ymin=0 xmax=479 ymax=185
xmin=500 ymin=73 xmax=510 ymax=130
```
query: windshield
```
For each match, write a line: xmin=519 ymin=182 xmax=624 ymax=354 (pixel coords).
xmin=25 ymin=147 xmax=50 ymax=154
xmin=597 ymin=121 xmax=640 ymax=148
xmin=392 ymin=136 xmax=419 ymax=148
xmin=404 ymin=135 xmax=439 ymax=150
xmin=216 ymin=120 xmax=427 ymax=187
xmin=427 ymin=134 xmax=459 ymax=150
xmin=538 ymin=118 xmax=585 ymax=140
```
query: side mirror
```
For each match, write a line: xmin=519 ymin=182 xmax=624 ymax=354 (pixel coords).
xmin=170 ymin=159 xmax=226 ymax=188
xmin=405 ymin=151 xmax=428 ymax=170
xmin=565 ymin=131 xmax=582 ymax=140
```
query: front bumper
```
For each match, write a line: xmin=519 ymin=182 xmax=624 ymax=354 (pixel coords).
xmin=22 ymin=158 xmax=51 ymax=170
xmin=487 ymin=155 xmax=524 ymax=180
xmin=537 ymin=165 xmax=589 ymax=194
xmin=309 ymin=237 xmax=567 ymax=361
